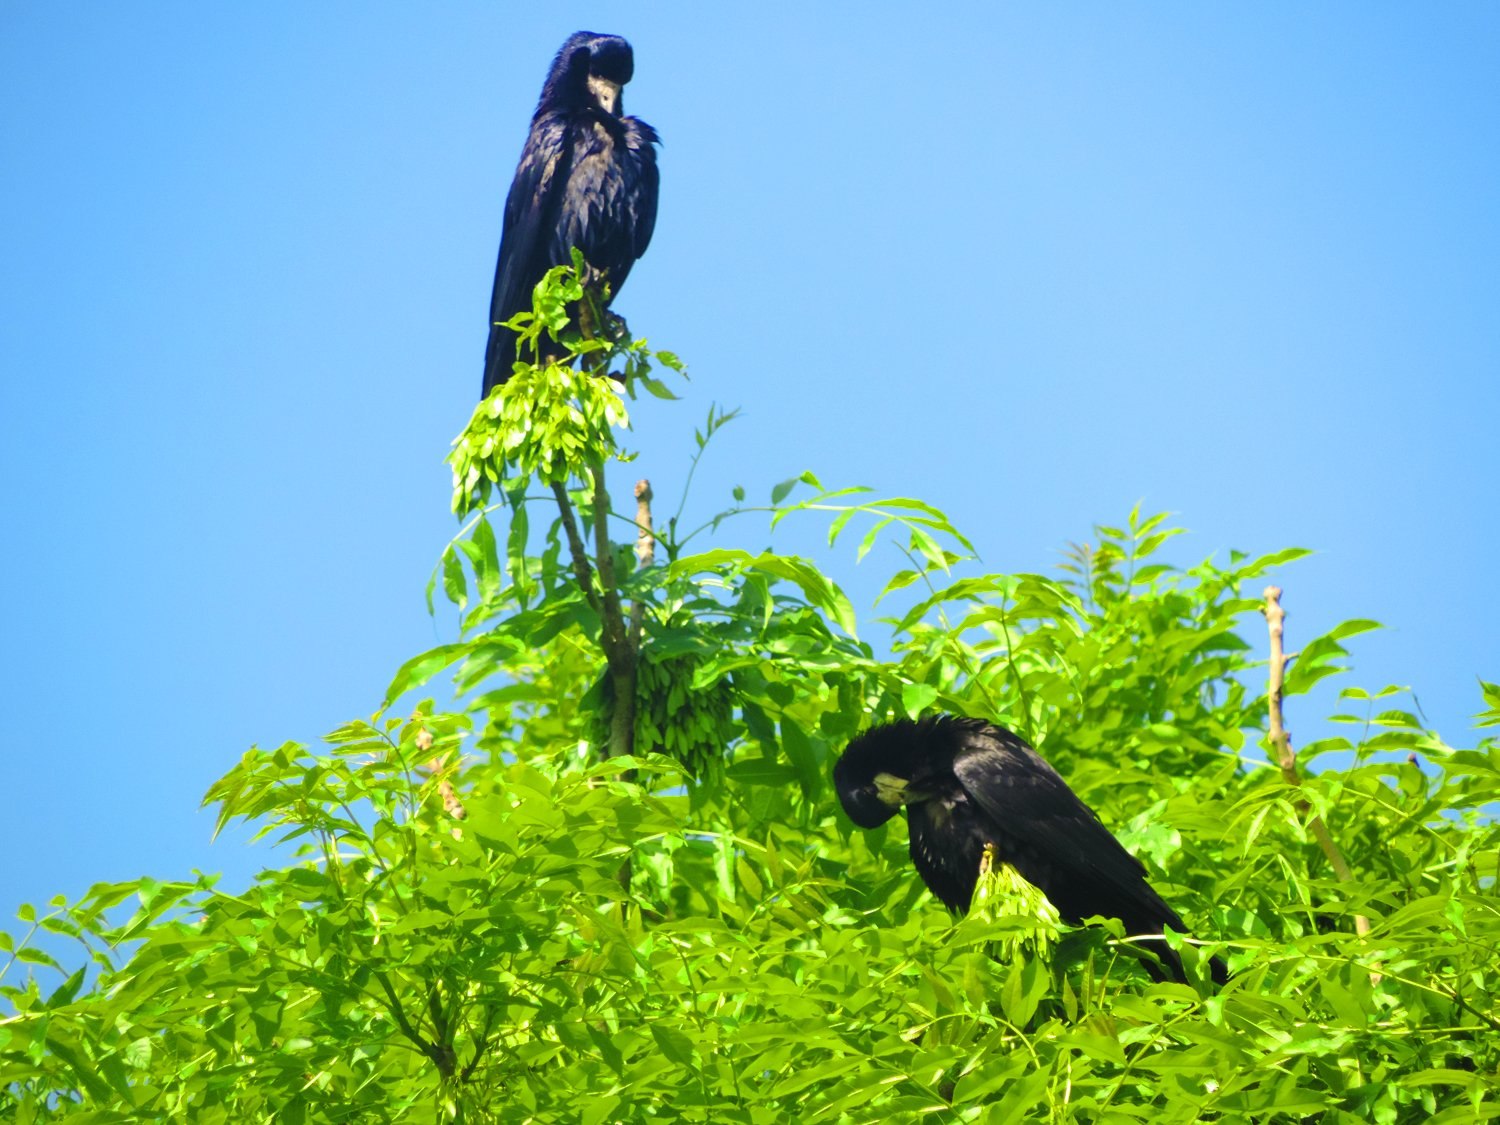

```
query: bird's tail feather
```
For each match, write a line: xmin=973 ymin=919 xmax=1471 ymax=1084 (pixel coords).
xmin=1122 ymin=904 xmax=1228 ymax=986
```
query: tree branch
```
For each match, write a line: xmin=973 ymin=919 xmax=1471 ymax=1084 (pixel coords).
xmin=590 ymin=464 xmax=636 ymax=762
xmin=1263 ymin=586 xmax=1371 ymax=939
xmin=630 ymin=479 xmax=655 ymax=648
xmin=586 ymin=465 xmax=643 ymax=898
xmin=590 ymin=466 xmax=625 ymax=650
xmin=551 ymin=479 xmax=602 ymax=615
xmin=460 ymin=1004 xmax=501 ymax=1083
xmin=375 ymin=970 xmax=452 ymax=1077
xmin=424 ymin=982 xmax=457 ymax=1079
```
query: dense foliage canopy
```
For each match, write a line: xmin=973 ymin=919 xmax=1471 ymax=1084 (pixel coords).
xmin=5 ymin=274 xmax=1499 ymax=1121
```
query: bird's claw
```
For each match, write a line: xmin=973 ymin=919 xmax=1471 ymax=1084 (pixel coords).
xmin=978 ymin=842 xmax=999 ymax=879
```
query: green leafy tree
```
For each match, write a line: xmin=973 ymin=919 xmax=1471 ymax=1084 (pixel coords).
xmin=5 ymin=268 xmax=1500 ymax=1121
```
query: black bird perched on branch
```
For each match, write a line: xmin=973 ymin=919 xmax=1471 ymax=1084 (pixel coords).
xmin=834 ymin=715 xmax=1224 ymax=984
xmin=481 ymin=31 xmax=660 ymax=398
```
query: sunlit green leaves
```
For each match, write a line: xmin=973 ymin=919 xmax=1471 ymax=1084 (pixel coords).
xmin=1477 ymin=679 xmax=1500 ymax=728
xmin=447 ymin=259 xmax=684 ymax=519
xmin=450 ymin=356 xmax=630 ymax=515
xmin=668 ymin=547 xmax=859 ymax=639
xmin=1283 ymin=618 xmax=1383 ymax=697
xmin=6 ymin=282 xmax=1500 ymax=1123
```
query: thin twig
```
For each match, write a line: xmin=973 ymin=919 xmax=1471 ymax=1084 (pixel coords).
xmin=1263 ymin=586 xmax=1371 ymax=940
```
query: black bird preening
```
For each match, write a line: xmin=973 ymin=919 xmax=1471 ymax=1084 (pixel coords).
xmin=835 ymin=715 xmax=1224 ymax=984
xmin=482 ymin=31 xmax=661 ymax=398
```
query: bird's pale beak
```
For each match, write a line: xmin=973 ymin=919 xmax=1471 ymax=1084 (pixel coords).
xmin=873 ymin=772 xmax=916 ymax=808
xmin=588 ymin=75 xmax=623 ymax=115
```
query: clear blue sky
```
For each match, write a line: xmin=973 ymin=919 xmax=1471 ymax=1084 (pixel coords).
xmin=3 ymin=5 xmax=1497 ymax=914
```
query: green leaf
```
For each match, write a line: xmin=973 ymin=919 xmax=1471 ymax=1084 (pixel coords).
xmin=122 ymin=1037 xmax=154 ymax=1069
xmin=727 ymin=757 xmax=796 ymax=785
xmin=45 ymin=966 xmax=86 ymax=1008
xmin=952 ymin=1051 xmax=1030 ymax=1104
xmin=384 ymin=642 xmax=473 ymax=703
xmin=580 ymin=1096 xmax=622 ymax=1125
xmin=649 ymin=1024 xmax=697 ymax=1067
xmin=637 ymin=373 xmax=679 ymax=400
xmin=441 ymin=545 xmax=468 ymax=610
xmin=876 ymin=568 xmax=920 ymax=603
xmin=901 ymin=682 xmax=938 ymax=718
xmin=1477 ymin=678 xmax=1500 ymax=727
xmin=780 ymin=719 xmax=823 ymax=799
xmin=469 ymin=515 xmax=501 ymax=600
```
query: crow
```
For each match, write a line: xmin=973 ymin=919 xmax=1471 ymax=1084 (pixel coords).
xmin=481 ymin=32 xmax=660 ymax=398
xmin=834 ymin=715 xmax=1224 ymax=984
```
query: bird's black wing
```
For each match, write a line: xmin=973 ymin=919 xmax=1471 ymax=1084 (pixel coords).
xmin=622 ymin=117 xmax=659 ymax=265
xmin=949 ymin=732 xmax=1187 ymax=934
xmin=483 ymin=112 xmax=575 ymax=397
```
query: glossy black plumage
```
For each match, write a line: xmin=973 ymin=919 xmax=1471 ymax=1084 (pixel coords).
xmin=482 ymin=32 xmax=660 ymax=397
xmin=835 ymin=715 xmax=1222 ymax=983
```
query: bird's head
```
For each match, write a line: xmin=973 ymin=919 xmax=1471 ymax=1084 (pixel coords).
xmin=543 ymin=32 xmax=636 ymax=116
xmin=833 ymin=722 xmax=933 ymax=828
